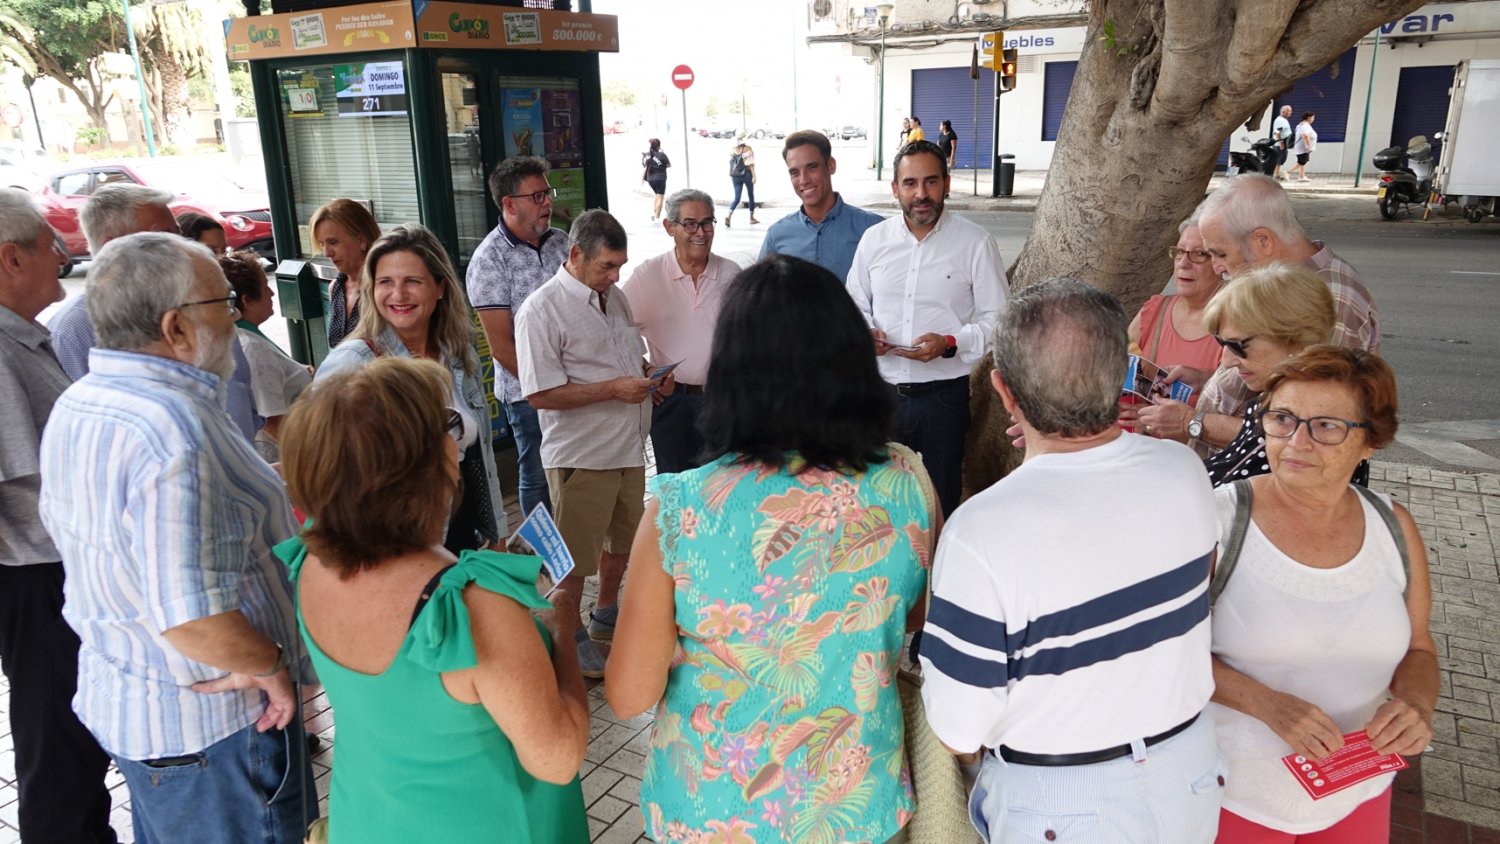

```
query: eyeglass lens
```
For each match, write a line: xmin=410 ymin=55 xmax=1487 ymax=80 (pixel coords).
xmin=1168 ymin=247 xmax=1212 ymax=264
xmin=677 ymin=219 xmax=715 ymax=233
xmin=1260 ymin=410 xmax=1364 ymax=445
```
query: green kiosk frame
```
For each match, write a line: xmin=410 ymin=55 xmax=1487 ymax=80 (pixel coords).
xmin=227 ymin=0 xmax=618 ymax=369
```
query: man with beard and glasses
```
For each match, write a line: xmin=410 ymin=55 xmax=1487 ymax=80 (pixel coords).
xmin=847 ymin=139 xmax=1008 ymax=516
xmin=467 ymin=156 xmax=569 ymax=519
xmin=621 ymin=188 xmax=737 ymax=476
xmin=38 ymin=233 xmax=315 ymax=844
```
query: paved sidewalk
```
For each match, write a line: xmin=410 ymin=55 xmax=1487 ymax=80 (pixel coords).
xmin=0 ymin=460 xmax=1495 ymax=843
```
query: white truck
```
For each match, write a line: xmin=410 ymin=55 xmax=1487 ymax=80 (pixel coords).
xmin=1435 ymin=59 xmax=1500 ymax=223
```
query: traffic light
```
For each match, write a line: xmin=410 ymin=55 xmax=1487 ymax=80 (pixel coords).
xmin=979 ymin=31 xmax=1002 ymax=71
xmin=999 ymin=48 xmax=1019 ymax=92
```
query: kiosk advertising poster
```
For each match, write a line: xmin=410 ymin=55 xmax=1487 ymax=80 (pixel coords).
xmin=503 ymin=84 xmax=586 ymax=228
xmin=334 ymin=61 xmax=409 ymax=116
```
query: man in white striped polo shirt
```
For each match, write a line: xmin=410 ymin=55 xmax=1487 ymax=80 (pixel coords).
xmin=919 ymin=279 xmax=1225 ymax=841
xmin=38 ymin=233 xmax=315 ymax=843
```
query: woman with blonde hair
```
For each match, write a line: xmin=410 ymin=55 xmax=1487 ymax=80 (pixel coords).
xmin=1198 ymin=261 xmax=1336 ymax=486
xmin=316 ymin=223 xmax=508 ymax=550
xmin=309 ymin=199 xmax=382 ymax=347
xmin=279 ymin=356 xmax=589 ymax=843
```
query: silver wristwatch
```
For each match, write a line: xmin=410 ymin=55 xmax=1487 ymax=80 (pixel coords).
xmin=1187 ymin=408 xmax=1208 ymax=440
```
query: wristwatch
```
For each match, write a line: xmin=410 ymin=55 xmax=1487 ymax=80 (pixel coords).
xmin=1187 ymin=407 xmax=1208 ymax=440
xmin=941 ymin=335 xmax=958 ymax=359
xmin=254 ymin=643 xmax=286 ymax=678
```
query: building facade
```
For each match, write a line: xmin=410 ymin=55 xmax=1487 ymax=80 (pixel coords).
xmin=809 ymin=0 xmax=1500 ymax=175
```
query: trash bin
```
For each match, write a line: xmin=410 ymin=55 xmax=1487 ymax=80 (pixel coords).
xmin=994 ymin=154 xmax=1017 ymax=198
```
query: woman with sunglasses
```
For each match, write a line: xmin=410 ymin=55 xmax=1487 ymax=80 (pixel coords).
xmin=316 ymin=223 xmax=509 ymax=552
xmin=1196 ymin=262 xmax=1336 ymax=486
xmin=1208 ymin=345 xmax=1436 ymax=842
xmin=277 ymin=357 xmax=589 ymax=843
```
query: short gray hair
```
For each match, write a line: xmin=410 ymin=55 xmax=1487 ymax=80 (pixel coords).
xmin=992 ymin=278 xmax=1127 ymax=437
xmin=0 ymin=188 xmax=48 ymax=248
xmin=664 ymin=189 xmax=714 ymax=223
xmin=80 ymin=183 xmax=174 ymax=253
xmin=568 ymin=209 xmax=627 ymax=259
xmin=1192 ymin=174 xmax=1307 ymax=254
xmin=88 ymin=232 xmax=209 ymax=351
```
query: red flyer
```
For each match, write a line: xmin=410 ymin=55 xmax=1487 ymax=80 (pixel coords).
xmin=1282 ymin=731 xmax=1409 ymax=800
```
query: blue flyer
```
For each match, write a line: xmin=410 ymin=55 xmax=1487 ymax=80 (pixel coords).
xmin=506 ymin=505 xmax=575 ymax=596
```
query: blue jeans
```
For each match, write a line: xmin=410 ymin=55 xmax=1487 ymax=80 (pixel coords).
xmin=729 ymin=175 xmax=756 ymax=214
xmin=505 ymin=399 xmax=551 ymax=518
xmin=112 ymin=720 xmax=317 ymax=844
xmin=891 ymin=377 xmax=970 ymax=517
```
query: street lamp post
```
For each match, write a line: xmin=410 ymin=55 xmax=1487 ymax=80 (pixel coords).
xmin=875 ymin=3 xmax=893 ymax=181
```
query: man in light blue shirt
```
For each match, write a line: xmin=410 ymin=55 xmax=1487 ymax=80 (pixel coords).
xmin=39 ymin=232 xmax=315 ymax=843
xmin=759 ymin=130 xmax=884 ymax=282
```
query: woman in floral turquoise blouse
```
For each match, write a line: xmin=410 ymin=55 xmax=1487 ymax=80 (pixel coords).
xmin=608 ymin=255 xmax=938 ymax=844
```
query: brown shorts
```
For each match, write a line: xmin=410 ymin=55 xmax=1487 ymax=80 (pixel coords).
xmin=545 ymin=466 xmax=646 ymax=577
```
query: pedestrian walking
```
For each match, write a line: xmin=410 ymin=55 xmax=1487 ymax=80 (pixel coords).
xmin=724 ymin=132 xmax=758 ymax=227
xmin=1292 ymin=112 xmax=1318 ymax=181
xmin=937 ymin=119 xmax=958 ymax=169
xmin=642 ymin=138 xmax=671 ymax=222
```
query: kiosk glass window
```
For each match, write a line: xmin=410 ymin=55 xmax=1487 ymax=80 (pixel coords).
xmin=441 ymin=73 xmax=486 ymax=262
xmin=496 ymin=77 xmax=585 ymax=233
xmin=276 ymin=61 xmax=418 ymax=257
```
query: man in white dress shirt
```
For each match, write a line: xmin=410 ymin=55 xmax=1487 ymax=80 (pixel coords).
xmin=847 ymin=139 xmax=1008 ymax=515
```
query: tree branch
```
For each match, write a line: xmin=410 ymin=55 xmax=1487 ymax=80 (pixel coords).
xmin=1152 ymin=0 xmax=1230 ymax=119
xmin=1278 ymin=0 xmax=1428 ymax=72
xmin=1221 ymin=0 xmax=1300 ymax=98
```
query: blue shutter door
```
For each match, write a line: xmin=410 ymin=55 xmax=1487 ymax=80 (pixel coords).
xmin=1281 ymin=48 xmax=1357 ymax=142
xmin=1390 ymin=65 xmax=1455 ymax=163
xmin=1042 ymin=61 xmax=1078 ymax=141
xmin=911 ymin=66 xmax=995 ymax=169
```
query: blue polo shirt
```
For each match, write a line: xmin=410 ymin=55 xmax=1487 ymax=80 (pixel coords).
xmin=759 ymin=193 xmax=885 ymax=283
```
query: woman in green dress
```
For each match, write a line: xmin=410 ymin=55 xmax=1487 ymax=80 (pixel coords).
xmin=277 ymin=356 xmax=590 ymax=843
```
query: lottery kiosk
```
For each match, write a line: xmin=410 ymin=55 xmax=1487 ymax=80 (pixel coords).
xmin=227 ymin=0 xmax=618 ymax=368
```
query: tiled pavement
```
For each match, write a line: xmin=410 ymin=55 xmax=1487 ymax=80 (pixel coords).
xmin=0 ymin=460 xmax=1495 ymax=843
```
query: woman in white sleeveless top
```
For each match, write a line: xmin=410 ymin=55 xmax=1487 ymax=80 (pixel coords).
xmin=1209 ymin=345 xmax=1436 ymax=843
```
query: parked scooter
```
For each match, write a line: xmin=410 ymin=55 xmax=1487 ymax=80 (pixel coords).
xmin=1228 ymin=135 xmax=1278 ymax=176
xmin=1374 ymin=134 xmax=1437 ymax=220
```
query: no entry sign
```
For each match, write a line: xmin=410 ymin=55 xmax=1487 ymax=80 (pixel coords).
xmin=671 ymin=65 xmax=694 ymax=91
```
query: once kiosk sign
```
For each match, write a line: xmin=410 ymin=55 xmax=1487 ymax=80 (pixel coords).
xmin=225 ymin=0 xmax=619 ymax=58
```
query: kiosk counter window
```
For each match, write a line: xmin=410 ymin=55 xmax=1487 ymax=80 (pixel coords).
xmin=277 ymin=60 xmax=418 ymax=256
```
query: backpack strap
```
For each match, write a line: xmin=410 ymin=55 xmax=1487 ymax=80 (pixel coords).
xmin=1352 ymin=485 xmax=1411 ymax=596
xmin=1209 ymin=479 xmax=1253 ymax=609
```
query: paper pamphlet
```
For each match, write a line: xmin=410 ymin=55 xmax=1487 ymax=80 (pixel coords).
xmin=647 ymin=360 xmax=681 ymax=394
xmin=1282 ymin=731 xmax=1409 ymax=801
xmin=1122 ymin=354 xmax=1194 ymax=405
xmin=506 ymin=505 xmax=575 ymax=597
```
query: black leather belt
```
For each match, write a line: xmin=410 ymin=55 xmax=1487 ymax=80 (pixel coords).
xmin=894 ymin=376 xmax=966 ymax=397
xmin=997 ymin=713 xmax=1199 ymax=767
xmin=677 ymin=383 xmax=704 ymax=395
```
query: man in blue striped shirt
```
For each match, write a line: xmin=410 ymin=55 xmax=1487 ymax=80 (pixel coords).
xmin=918 ymin=279 xmax=1225 ymax=842
xmin=759 ymin=130 xmax=883 ymax=283
xmin=39 ymin=233 xmax=316 ymax=843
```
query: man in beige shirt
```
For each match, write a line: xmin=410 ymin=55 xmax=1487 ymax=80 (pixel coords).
xmin=621 ymin=189 xmax=737 ymax=474
xmin=516 ymin=210 xmax=671 ymax=677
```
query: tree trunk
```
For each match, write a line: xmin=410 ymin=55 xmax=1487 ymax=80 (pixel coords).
xmin=964 ymin=0 xmax=1428 ymax=499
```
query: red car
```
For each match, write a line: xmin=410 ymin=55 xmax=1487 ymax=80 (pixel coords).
xmin=38 ymin=160 xmax=275 ymax=267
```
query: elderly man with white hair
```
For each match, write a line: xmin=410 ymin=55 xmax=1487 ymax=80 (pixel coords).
xmin=0 ymin=189 xmax=117 ymax=842
xmin=1136 ymin=174 xmax=1378 ymax=453
xmin=38 ymin=232 xmax=316 ymax=844
xmin=46 ymin=183 xmax=261 ymax=441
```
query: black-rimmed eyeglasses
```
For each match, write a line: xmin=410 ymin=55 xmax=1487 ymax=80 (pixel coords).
xmin=506 ymin=188 xmax=558 ymax=204
xmin=178 ymin=291 xmax=241 ymax=315
xmin=1258 ymin=409 xmax=1373 ymax=446
xmin=673 ymin=219 xmax=716 ymax=233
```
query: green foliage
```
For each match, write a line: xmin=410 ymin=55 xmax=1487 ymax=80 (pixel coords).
xmin=229 ymin=64 xmax=256 ymax=118
xmin=601 ymin=79 xmax=637 ymax=109
xmin=1097 ymin=19 xmax=1139 ymax=57
xmin=76 ymin=125 xmax=104 ymax=147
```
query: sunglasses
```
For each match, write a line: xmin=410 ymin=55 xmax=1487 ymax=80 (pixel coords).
xmin=1212 ymin=334 xmax=1255 ymax=358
